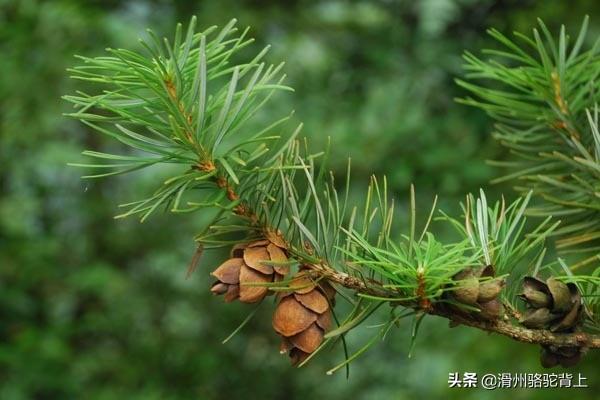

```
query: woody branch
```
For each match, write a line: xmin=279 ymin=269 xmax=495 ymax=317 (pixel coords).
xmin=211 ymin=174 xmax=600 ymax=351
xmin=306 ymin=263 xmax=600 ymax=349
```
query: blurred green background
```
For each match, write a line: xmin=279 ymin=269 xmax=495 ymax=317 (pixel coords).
xmin=1 ymin=0 xmax=599 ymax=399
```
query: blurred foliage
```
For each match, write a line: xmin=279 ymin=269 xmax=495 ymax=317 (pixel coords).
xmin=1 ymin=0 xmax=599 ymax=399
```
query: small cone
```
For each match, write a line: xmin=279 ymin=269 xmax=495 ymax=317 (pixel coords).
xmin=540 ymin=345 xmax=583 ymax=369
xmin=520 ymin=277 xmax=586 ymax=369
xmin=519 ymin=275 xmax=582 ymax=333
xmin=210 ymin=238 xmax=290 ymax=304
xmin=273 ymin=270 xmax=336 ymax=366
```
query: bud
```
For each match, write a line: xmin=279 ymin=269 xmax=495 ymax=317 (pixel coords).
xmin=448 ymin=265 xmax=504 ymax=321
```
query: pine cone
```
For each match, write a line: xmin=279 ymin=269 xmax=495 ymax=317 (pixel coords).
xmin=519 ymin=277 xmax=582 ymax=331
xmin=449 ymin=265 xmax=505 ymax=320
xmin=210 ymin=239 xmax=289 ymax=303
xmin=540 ymin=345 xmax=583 ymax=368
xmin=272 ymin=270 xmax=335 ymax=366
xmin=518 ymin=276 xmax=584 ymax=368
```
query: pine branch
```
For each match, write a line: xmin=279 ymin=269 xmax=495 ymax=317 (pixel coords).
xmin=65 ymin=17 xmax=600 ymax=372
xmin=205 ymin=166 xmax=600 ymax=361
xmin=457 ymin=16 xmax=600 ymax=263
xmin=302 ymin=263 xmax=600 ymax=348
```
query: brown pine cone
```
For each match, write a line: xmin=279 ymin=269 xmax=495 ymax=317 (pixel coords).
xmin=518 ymin=276 xmax=584 ymax=368
xmin=272 ymin=270 xmax=336 ymax=366
xmin=519 ymin=276 xmax=582 ymax=332
xmin=210 ymin=239 xmax=289 ymax=303
xmin=540 ymin=345 xmax=584 ymax=368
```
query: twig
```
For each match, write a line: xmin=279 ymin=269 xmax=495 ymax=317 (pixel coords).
xmin=307 ymin=263 xmax=600 ymax=349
